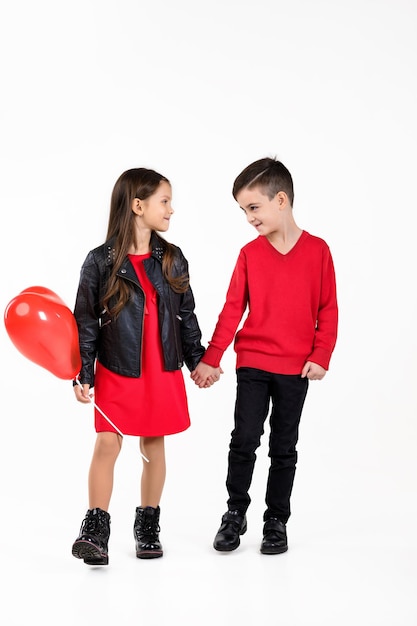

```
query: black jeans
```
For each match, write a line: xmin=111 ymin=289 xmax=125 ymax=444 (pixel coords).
xmin=226 ymin=367 xmax=309 ymax=524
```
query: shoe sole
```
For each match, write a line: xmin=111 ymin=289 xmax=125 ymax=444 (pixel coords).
xmin=260 ymin=545 xmax=288 ymax=555
xmin=72 ymin=540 xmax=109 ymax=565
xmin=213 ymin=543 xmax=240 ymax=552
xmin=136 ymin=550 xmax=163 ymax=559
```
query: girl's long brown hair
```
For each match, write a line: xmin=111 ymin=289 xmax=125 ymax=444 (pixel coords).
xmin=102 ymin=168 xmax=189 ymax=317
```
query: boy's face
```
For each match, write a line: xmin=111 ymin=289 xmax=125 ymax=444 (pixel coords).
xmin=236 ymin=186 xmax=287 ymax=238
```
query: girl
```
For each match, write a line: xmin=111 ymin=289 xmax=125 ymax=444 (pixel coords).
xmin=71 ymin=167 xmax=219 ymax=565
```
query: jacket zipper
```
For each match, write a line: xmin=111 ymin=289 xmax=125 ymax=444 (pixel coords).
xmin=120 ymin=274 xmax=146 ymax=376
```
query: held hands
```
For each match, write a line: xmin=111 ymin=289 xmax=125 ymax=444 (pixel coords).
xmin=190 ymin=362 xmax=223 ymax=388
xmin=301 ymin=361 xmax=326 ymax=380
xmin=191 ymin=360 xmax=324 ymax=386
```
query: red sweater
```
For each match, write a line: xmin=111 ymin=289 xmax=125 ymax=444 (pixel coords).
xmin=203 ymin=231 xmax=338 ymax=374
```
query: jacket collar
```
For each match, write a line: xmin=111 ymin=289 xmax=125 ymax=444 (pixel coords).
xmin=104 ymin=231 xmax=167 ymax=267
xmin=150 ymin=231 xmax=166 ymax=263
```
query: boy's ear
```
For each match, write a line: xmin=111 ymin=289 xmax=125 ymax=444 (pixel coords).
xmin=276 ymin=191 xmax=289 ymax=208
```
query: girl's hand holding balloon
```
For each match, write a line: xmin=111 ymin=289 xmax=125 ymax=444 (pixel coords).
xmin=74 ymin=382 xmax=93 ymax=404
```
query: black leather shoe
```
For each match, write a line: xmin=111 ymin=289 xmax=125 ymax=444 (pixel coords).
xmin=213 ymin=510 xmax=247 ymax=551
xmin=260 ymin=518 xmax=288 ymax=554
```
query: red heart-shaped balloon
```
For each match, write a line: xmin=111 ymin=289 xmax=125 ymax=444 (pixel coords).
xmin=4 ymin=287 xmax=81 ymax=380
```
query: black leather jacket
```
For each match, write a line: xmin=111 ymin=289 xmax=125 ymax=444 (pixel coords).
xmin=74 ymin=233 xmax=205 ymax=387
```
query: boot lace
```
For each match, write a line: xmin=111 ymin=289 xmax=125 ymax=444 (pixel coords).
xmin=143 ymin=518 xmax=160 ymax=536
xmin=82 ymin=516 xmax=98 ymax=534
xmin=135 ymin=512 xmax=160 ymax=540
xmin=80 ymin=510 xmax=108 ymax=536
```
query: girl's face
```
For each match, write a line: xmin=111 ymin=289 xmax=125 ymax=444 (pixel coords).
xmin=133 ymin=181 xmax=174 ymax=232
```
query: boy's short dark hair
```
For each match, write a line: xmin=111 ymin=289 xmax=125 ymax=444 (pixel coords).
xmin=232 ymin=157 xmax=294 ymax=206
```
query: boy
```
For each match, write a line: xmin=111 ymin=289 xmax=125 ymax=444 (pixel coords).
xmin=191 ymin=157 xmax=338 ymax=554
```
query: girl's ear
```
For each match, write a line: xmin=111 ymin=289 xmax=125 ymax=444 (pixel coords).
xmin=131 ymin=198 xmax=143 ymax=215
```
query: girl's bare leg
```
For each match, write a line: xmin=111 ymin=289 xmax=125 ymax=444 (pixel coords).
xmin=88 ymin=432 xmax=123 ymax=510
xmin=140 ymin=436 xmax=166 ymax=507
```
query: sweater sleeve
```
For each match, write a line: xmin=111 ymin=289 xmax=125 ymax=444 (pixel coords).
xmin=307 ymin=246 xmax=338 ymax=370
xmin=202 ymin=251 xmax=249 ymax=367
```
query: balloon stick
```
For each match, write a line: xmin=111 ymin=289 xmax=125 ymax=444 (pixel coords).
xmin=76 ymin=380 xmax=149 ymax=463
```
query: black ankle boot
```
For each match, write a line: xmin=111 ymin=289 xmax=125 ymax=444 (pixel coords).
xmin=213 ymin=510 xmax=247 ymax=552
xmin=72 ymin=508 xmax=111 ymax=565
xmin=260 ymin=517 xmax=288 ymax=555
xmin=133 ymin=506 xmax=163 ymax=559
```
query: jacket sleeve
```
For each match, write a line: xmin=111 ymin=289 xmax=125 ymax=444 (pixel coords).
xmin=202 ymin=250 xmax=248 ymax=368
xmin=176 ymin=251 xmax=206 ymax=371
xmin=73 ymin=251 xmax=101 ymax=387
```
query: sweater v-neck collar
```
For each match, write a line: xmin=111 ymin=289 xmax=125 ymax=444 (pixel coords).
xmin=260 ymin=230 xmax=307 ymax=258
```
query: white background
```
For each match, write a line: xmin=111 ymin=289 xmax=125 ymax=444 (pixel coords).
xmin=1 ymin=1 xmax=416 ymax=625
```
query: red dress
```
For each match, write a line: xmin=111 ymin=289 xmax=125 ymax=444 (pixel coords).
xmin=93 ymin=253 xmax=191 ymax=436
